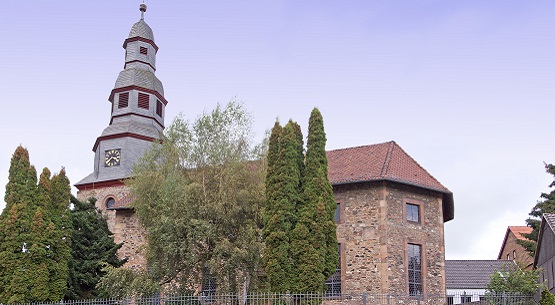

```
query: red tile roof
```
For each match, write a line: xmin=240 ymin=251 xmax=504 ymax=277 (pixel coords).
xmin=327 ymin=141 xmax=449 ymax=192
xmin=326 ymin=141 xmax=454 ymax=222
xmin=509 ymin=226 xmax=533 ymax=240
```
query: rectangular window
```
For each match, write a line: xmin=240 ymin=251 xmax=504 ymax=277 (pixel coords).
xmin=325 ymin=244 xmax=341 ymax=296
xmin=446 ymin=296 xmax=454 ymax=305
xmin=138 ymin=93 xmax=150 ymax=109
xmin=140 ymin=46 xmax=148 ymax=55
xmin=156 ymin=100 xmax=163 ymax=117
xmin=118 ymin=92 xmax=129 ymax=108
xmin=406 ymin=203 xmax=420 ymax=223
xmin=408 ymin=243 xmax=422 ymax=296
xmin=334 ymin=202 xmax=340 ymax=223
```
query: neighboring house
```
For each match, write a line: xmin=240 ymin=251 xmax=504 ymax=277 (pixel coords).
xmin=498 ymin=226 xmax=534 ymax=270
xmin=76 ymin=5 xmax=455 ymax=296
xmin=446 ymin=260 xmax=515 ymax=304
xmin=534 ymin=213 xmax=555 ymax=294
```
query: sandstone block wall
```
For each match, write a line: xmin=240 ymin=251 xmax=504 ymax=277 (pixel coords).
xmin=334 ymin=181 xmax=446 ymax=295
xmin=77 ymin=185 xmax=147 ymax=270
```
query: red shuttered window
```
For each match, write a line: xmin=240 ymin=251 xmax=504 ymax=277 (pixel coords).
xmin=138 ymin=93 xmax=149 ymax=109
xmin=118 ymin=92 xmax=129 ymax=108
xmin=156 ymin=100 xmax=163 ymax=117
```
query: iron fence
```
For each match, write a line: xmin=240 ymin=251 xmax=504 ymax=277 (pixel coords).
xmin=3 ymin=292 xmax=536 ymax=305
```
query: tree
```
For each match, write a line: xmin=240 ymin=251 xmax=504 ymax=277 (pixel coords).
xmin=263 ymin=120 xmax=303 ymax=292
xmin=541 ymin=290 xmax=555 ymax=305
xmin=127 ymin=101 xmax=266 ymax=295
xmin=66 ymin=196 xmax=127 ymax=300
xmin=264 ymin=109 xmax=338 ymax=293
xmin=519 ymin=164 xmax=555 ymax=256
xmin=294 ymin=108 xmax=338 ymax=292
xmin=0 ymin=146 xmax=72 ymax=303
xmin=486 ymin=262 xmax=541 ymax=295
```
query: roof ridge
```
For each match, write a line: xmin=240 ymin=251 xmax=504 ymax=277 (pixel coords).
xmin=391 ymin=142 xmax=448 ymax=191
xmin=326 ymin=140 xmax=395 ymax=153
xmin=380 ymin=141 xmax=395 ymax=177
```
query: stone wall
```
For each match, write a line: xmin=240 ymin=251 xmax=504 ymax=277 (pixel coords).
xmin=334 ymin=181 xmax=446 ymax=295
xmin=77 ymin=185 xmax=147 ymax=270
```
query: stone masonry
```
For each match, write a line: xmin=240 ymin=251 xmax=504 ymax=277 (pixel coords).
xmin=77 ymin=185 xmax=147 ymax=270
xmin=334 ymin=181 xmax=446 ymax=295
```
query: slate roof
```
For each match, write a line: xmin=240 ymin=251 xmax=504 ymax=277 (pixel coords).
xmin=326 ymin=141 xmax=454 ymax=222
xmin=446 ymin=260 xmax=516 ymax=289
xmin=128 ymin=19 xmax=154 ymax=41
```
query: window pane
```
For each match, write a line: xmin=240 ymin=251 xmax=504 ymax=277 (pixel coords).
xmin=407 ymin=203 xmax=419 ymax=222
xmin=408 ymin=244 xmax=422 ymax=296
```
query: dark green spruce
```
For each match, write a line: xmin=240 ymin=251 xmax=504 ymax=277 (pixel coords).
xmin=66 ymin=196 xmax=126 ymax=300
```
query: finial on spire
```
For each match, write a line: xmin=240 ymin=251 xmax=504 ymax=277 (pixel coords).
xmin=140 ymin=3 xmax=147 ymax=20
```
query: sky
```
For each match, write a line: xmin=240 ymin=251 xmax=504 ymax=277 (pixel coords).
xmin=1 ymin=1 xmax=554 ymax=260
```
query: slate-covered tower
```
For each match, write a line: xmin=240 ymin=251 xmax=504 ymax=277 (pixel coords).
xmin=75 ymin=4 xmax=166 ymax=269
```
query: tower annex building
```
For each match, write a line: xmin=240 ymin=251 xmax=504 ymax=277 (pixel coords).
xmin=76 ymin=5 xmax=455 ymax=296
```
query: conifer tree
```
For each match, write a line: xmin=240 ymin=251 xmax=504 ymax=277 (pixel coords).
xmin=0 ymin=147 xmax=73 ymax=303
xmin=264 ymin=109 xmax=338 ymax=293
xmin=0 ymin=146 xmax=39 ymax=303
xmin=66 ymin=196 xmax=126 ymax=300
xmin=305 ymin=108 xmax=338 ymax=281
xmin=263 ymin=121 xmax=302 ymax=292
xmin=519 ymin=164 xmax=555 ymax=256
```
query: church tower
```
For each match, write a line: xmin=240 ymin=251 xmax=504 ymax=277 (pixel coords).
xmin=75 ymin=4 xmax=166 ymax=269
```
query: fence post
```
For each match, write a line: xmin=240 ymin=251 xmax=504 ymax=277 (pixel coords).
xmin=417 ymin=294 xmax=421 ymax=305
xmin=503 ymin=292 xmax=507 ymax=305
xmin=362 ymin=292 xmax=367 ymax=305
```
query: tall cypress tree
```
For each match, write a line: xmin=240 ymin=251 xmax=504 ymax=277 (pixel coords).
xmin=48 ymin=169 xmax=73 ymax=299
xmin=263 ymin=121 xmax=303 ymax=292
xmin=304 ymin=108 xmax=338 ymax=282
xmin=66 ymin=196 xmax=126 ymax=300
xmin=0 ymin=146 xmax=38 ymax=303
xmin=0 ymin=147 xmax=73 ymax=303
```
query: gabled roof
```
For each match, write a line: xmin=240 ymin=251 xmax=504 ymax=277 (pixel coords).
xmin=326 ymin=141 xmax=454 ymax=222
xmin=533 ymin=213 xmax=555 ymax=268
xmin=446 ymin=260 xmax=516 ymax=289
xmin=497 ymin=226 xmax=533 ymax=259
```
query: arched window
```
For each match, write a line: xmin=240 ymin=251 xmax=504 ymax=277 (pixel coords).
xmin=106 ymin=197 xmax=116 ymax=209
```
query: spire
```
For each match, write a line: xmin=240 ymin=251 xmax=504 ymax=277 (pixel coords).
xmin=140 ymin=3 xmax=147 ymax=20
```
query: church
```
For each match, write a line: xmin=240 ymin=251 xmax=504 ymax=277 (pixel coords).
xmin=76 ymin=4 xmax=454 ymax=297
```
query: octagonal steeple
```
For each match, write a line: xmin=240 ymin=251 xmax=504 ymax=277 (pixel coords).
xmin=76 ymin=4 xmax=169 ymax=189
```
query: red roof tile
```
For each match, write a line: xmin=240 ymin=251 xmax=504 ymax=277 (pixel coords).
xmin=327 ymin=141 xmax=449 ymax=192
xmin=509 ymin=226 xmax=533 ymax=241
xmin=326 ymin=141 xmax=454 ymax=222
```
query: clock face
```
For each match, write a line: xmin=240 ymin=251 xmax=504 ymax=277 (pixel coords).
xmin=104 ymin=149 xmax=121 ymax=167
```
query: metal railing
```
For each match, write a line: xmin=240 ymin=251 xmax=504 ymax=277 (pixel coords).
xmin=4 ymin=292 xmax=536 ymax=305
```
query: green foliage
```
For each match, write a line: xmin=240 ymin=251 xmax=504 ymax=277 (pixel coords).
xmin=264 ymin=108 xmax=338 ymax=293
xmin=96 ymin=264 xmax=159 ymax=299
xmin=66 ymin=196 xmax=127 ymax=300
xmin=0 ymin=146 xmax=72 ymax=303
xmin=263 ymin=121 xmax=302 ymax=292
xmin=519 ymin=163 xmax=555 ymax=256
xmin=541 ymin=290 xmax=555 ymax=305
xmin=486 ymin=263 xmax=541 ymax=295
xmin=129 ymin=101 xmax=265 ymax=295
